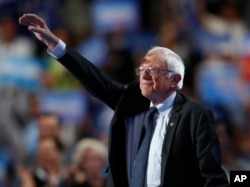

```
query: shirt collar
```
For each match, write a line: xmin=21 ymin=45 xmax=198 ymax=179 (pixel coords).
xmin=150 ymin=91 xmax=176 ymax=115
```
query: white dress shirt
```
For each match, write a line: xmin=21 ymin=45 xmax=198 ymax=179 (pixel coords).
xmin=147 ymin=92 xmax=176 ymax=187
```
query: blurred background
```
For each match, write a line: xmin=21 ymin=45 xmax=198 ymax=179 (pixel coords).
xmin=0 ymin=0 xmax=250 ymax=186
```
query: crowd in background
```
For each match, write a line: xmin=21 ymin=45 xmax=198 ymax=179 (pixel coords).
xmin=0 ymin=0 xmax=250 ymax=186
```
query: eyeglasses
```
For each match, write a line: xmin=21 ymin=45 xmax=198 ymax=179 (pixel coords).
xmin=135 ymin=66 xmax=173 ymax=76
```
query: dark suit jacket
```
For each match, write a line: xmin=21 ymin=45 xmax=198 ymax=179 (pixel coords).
xmin=58 ymin=47 xmax=229 ymax=187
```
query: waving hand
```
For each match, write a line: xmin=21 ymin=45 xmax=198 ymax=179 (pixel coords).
xmin=19 ymin=14 xmax=59 ymax=50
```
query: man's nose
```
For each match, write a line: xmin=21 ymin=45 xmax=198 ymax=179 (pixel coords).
xmin=141 ymin=70 xmax=151 ymax=79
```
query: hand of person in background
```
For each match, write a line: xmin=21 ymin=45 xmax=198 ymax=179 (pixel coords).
xmin=19 ymin=14 xmax=59 ymax=51
xmin=16 ymin=164 xmax=35 ymax=187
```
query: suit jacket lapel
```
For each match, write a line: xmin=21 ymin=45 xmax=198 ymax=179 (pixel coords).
xmin=160 ymin=92 xmax=184 ymax=184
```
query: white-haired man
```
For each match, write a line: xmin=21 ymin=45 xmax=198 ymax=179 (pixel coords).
xmin=19 ymin=14 xmax=229 ymax=187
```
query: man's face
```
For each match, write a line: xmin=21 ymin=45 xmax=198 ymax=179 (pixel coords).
xmin=38 ymin=116 xmax=60 ymax=139
xmin=138 ymin=51 xmax=174 ymax=104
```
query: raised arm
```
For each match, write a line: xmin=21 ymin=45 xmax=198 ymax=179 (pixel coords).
xmin=19 ymin=14 xmax=126 ymax=109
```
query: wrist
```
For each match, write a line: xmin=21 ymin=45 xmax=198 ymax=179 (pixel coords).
xmin=47 ymin=36 xmax=60 ymax=51
xmin=48 ymin=39 xmax=66 ymax=59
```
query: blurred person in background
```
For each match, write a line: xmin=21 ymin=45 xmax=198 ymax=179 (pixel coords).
xmin=0 ymin=5 xmax=40 ymax=184
xmin=23 ymin=111 xmax=63 ymax=157
xmin=0 ymin=8 xmax=36 ymax=57
xmin=36 ymin=111 xmax=75 ymax=162
xmin=37 ymin=112 xmax=62 ymax=140
xmin=17 ymin=137 xmax=64 ymax=187
xmin=19 ymin=13 xmax=229 ymax=187
xmin=63 ymin=138 xmax=107 ymax=187
xmin=18 ymin=110 xmax=65 ymax=183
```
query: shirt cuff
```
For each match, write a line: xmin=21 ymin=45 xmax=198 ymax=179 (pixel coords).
xmin=47 ymin=39 xmax=66 ymax=59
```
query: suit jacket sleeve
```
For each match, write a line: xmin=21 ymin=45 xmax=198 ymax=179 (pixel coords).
xmin=57 ymin=46 xmax=126 ymax=110
xmin=195 ymin=108 xmax=229 ymax=186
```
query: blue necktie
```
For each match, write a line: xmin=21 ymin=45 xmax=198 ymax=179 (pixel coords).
xmin=131 ymin=107 xmax=158 ymax=187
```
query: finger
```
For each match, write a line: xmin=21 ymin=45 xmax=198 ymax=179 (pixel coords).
xmin=28 ymin=25 xmax=44 ymax=33
xmin=19 ymin=15 xmax=41 ymax=26
xmin=19 ymin=14 xmax=44 ymax=27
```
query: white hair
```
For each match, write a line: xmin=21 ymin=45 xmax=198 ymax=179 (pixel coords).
xmin=148 ymin=46 xmax=185 ymax=90
xmin=72 ymin=138 xmax=108 ymax=165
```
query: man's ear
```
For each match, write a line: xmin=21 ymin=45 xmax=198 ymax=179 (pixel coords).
xmin=171 ymin=74 xmax=181 ymax=87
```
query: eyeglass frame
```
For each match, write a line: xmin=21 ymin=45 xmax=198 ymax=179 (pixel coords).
xmin=135 ymin=66 xmax=174 ymax=76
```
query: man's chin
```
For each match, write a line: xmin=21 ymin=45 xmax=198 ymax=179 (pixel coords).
xmin=141 ymin=90 xmax=152 ymax=98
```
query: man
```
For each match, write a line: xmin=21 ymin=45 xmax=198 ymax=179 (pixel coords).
xmin=19 ymin=14 xmax=229 ymax=187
